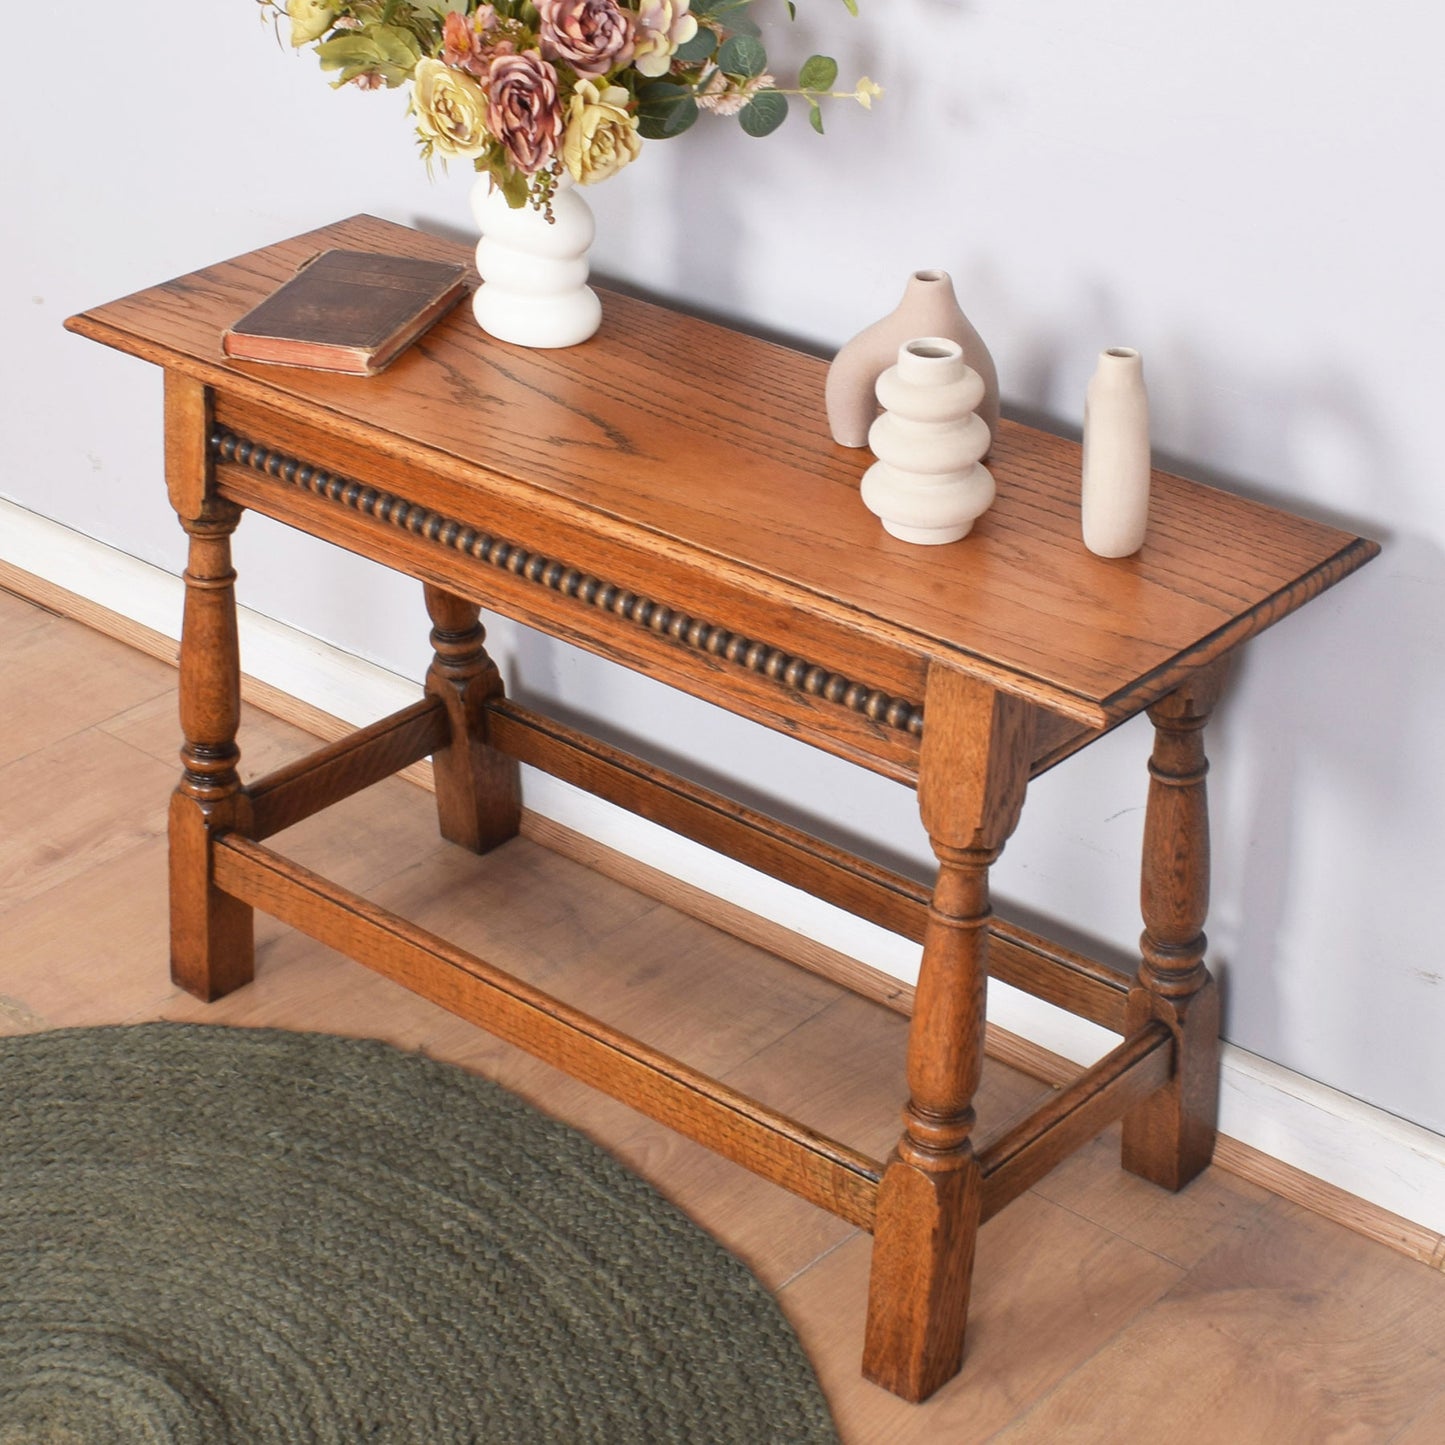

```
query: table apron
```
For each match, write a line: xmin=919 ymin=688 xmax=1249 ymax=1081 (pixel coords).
xmin=208 ymin=411 xmax=932 ymax=785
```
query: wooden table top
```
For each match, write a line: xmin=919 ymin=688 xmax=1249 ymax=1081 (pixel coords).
xmin=67 ymin=214 xmax=1377 ymax=730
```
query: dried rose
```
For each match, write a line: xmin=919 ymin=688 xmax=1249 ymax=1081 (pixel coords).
xmin=444 ymin=6 xmax=515 ymax=75
xmin=487 ymin=51 xmax=564 ymax=174
xmin=536 ymin=0 xmax=635 ymax=80
xmin=412 ymin=57 xmax=492 ymax=160
xmin=632 ymin=0 xmax=698 ymax=79
xmin=563 ymin=80 xmax=641 ymax=185
xmin=442 ymin=10 xmax=486 ymax=75
xmin=287 ymin=0 xmax=337 ymax=47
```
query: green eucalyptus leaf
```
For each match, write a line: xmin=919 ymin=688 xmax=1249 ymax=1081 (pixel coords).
xmin=808 ymin=100 xmax=824 ymax=134
xmin=637 ymin=81 xmax=700 ymax=139
xmin=700 ymin=0 xmax=760 ymax=35
xmin=839 ymin=0 xmax=858 ymax=14
xmin=798 ymin=54 xmax=838 ymax=91
xmin=672 ymin=28 xmax=717 ymax=63
xmin=785 ymin=1 xmax=796 ymax=17
xmin=718 ymin=34 xmax=767 ymax=78
xmin=716 ymin=0 xmax=762 ymax=34
xmin=738 ymin=89 xmax=787 ymax=137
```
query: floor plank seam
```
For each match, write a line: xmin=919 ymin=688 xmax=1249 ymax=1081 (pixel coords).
xmin=773 ymin=1229 xmax=863 ymax=1297
xmin=2 ymin=832 xmax=169 ymax=920
xmin=1026 ymin=1166 xmax=1275 ymax=1277
xmin=975 ymin=1223 xmax=1227 ymax=1442
xmin=714 ymin=991 xmax=854 ymax=1093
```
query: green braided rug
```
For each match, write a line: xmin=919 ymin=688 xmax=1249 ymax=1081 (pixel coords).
xmin=0 ymin=1024 xmax=838 ymax=1444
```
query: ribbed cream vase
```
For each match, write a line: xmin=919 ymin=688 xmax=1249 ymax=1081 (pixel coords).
xmin=860 ymin=339 xmax=995 ymax=546
xmin=1081 ymin=347 xmax=1151 ymax=557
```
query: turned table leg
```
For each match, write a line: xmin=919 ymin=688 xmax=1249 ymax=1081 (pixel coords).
xmin=169 ymin=503 xmax=254 ymax=1000
xmin=423 ymin=584 xmax=522 ymax=853
xmin=863 ymin=668 xmax=1034 ymax=1402
xmin=164 ymin=377 xmax=253 ymax=1001
xmin=1122 ymin=662 xmax=1227 ymax=1189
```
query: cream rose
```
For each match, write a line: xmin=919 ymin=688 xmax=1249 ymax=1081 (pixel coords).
xmin=632 ymin=0 xmax=698 ymax=79
xmin=287 ymin=0 xmax=337 ymax=47
xmin=412 ymin=57 xmax=492 ymax=160
xmin=562 ymin=81 xmax=641 ymax=185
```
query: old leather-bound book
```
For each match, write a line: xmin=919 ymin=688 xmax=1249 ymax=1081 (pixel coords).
xmin=222 ymin=250 xmax=469 ymax=374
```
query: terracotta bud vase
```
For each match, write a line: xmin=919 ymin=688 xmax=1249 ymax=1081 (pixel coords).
xmin=1080 ymin=347 xmax=1151 ymax=557
xmin=826 ymin=270 xmax=999 ymax=453
xmin=860 ymin=339 xmax=995 ymax=546
xmin=470 ymin=175 xmax=602 ymax=349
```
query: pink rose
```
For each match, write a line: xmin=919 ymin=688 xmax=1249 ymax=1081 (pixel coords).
xmin=487 ymin=51 xmax=564 ymax=174
xmin=535 ymin=0 xmax=634 ymax=79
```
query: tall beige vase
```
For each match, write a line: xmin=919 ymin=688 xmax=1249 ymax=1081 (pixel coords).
xmin=1080 ymin=347 xmax=1151 ymax=557
xmin=826 ymin=270 xmax=999 ymax=452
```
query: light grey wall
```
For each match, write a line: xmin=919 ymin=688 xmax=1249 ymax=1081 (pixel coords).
xmin=5 ymin=2 xmax=1442 ymax=1131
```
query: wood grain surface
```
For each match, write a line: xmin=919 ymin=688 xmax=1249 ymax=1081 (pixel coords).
xmin=66 ymin=214 xmax=1378 ymax=727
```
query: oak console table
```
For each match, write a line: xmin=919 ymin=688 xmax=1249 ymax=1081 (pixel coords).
xmin=68 ymin=216 xmax=1377 ymax=1403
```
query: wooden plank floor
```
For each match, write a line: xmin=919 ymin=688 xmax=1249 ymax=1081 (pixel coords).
xmin=4 ymin=585 xmax=1444 ymax=1442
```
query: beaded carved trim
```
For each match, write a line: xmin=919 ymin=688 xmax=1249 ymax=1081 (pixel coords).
xmin=212 ymin=430 xmax=925 ymax=738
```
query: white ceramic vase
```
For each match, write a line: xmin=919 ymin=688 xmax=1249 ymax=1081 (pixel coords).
xmin=1081 ymin=347 xmax=1151 ymax=557
xmin=470 ymin=175 xmax=602 ymax=349
xmin=860 ymin=339 xmax=995 ymax=546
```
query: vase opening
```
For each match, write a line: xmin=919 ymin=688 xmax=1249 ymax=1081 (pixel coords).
xmin=1105 ymin=347 xmax=1140 ymax=360
xmin=912 ymin=269 xmax=948 ymax=284
xmin=904 ymin=339 xmax=961 ymax=361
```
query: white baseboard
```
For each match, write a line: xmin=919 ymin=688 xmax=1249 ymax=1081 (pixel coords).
xmin=4 ymin=498 xmax=1443 ymax=1247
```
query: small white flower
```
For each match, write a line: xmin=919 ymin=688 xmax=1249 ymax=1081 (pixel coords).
xmin=694 ymin=67 xmax=776 ymax=117
xmin=853 ymin=76 xmax=883 ymax=110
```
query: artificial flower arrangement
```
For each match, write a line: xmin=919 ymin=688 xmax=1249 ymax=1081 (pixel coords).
xmin=262 ymin=0 xmax=878 ymax=215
